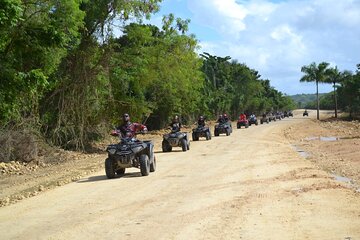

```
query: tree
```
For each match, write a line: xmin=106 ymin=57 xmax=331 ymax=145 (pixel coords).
xmin=324 ymin=67 xmax=351 ymax=118
xmin=337 ymin=65 xmax=360 ymax=118
xmin=300 ymin=62 xmax=330 ymax=120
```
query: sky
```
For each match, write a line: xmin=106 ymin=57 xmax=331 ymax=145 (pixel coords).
xmin=146 ymin=0 xmax=360 ymax=95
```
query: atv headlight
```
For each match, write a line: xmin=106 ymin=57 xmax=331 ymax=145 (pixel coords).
xmin=108 ymin=148 xmax=116 ymax=155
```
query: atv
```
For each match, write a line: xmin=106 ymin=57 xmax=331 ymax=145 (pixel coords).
xmin=260 ymin=114 xmax=269 ymax=124
xmin=268 ymin=113 xmax=276 ymax=122
xmin=237 ymin=116 xmax=249 ymax=129
xmin=248 ymin=115 xmax=258 ymax=126
xmin=162 ymin=130 xmax=190 ymax=152
xmin=214 ymin=121 xmax=232 ymax=136
xmin=105 ymin=136 xmax=156 ymax=178
xmin=192 ymin=125 xmax=211 ymax=141
xmin=275 ymin=112 xmax=282 ymax=120
xmin=303 ymin=110 xmax=308 ymax=117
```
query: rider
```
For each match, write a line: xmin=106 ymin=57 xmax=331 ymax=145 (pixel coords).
xmin=115 ymin=113 xmax=148 ymax=139
xmin=217 ymin=114 xmax=225 ymax=123
xmin=197 ymin=115 xmax=206 ymax=127
xmin=169 ymin=115 xmax=181 ymax=132
xmin=250 ymin=112 xmax=256 ymax=119
xmin=223 ymin=113 xmax=229 ymax=122
xmin=239 ymin=112 xmax=247 ymax=121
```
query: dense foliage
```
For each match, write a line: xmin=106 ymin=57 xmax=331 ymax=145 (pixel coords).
xmin=1 ymin=0 xmax=294 ymax=153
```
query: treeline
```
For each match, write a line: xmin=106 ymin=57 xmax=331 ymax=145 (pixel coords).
xmin=300 ymin=62 xmax=360 ymax=118
xmin=0 ymin=0 xmax=294 ymax=152
xmin=290 ymin=93 xmax=326 ymax=109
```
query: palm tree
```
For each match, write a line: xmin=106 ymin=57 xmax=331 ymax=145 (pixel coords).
xmin=300 ymin=62 xmax=330 ymax=120
xmin=324 ymin=67 xmax=351 ymax=118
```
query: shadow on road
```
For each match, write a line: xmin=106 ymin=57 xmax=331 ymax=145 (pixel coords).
xmin=77 ymin=172 xmax=143 ymax=183
xmin=154 ymin=150 xmax=184 ymax=154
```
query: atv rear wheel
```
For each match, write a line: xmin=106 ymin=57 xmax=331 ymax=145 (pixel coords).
xmin=150 ymin=156 xmax=156 ymax=172
xmin=140 ymin=154 xmax=150 ymax=176
xmin=237 ymin=124 xmax=240 ymax=129
xmin=105 ymin=158 xmax=116 ymax=179
xmin=214 ymin=129 xmax=219 ymax=136
xmin=181 ymin=139 xmax=187 ymax=152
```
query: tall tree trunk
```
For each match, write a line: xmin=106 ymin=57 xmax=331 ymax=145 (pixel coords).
xmin=333 ymin=82 xmax=338 ymax=118
xmin=316 ymin=80 xmax=320 ymax=120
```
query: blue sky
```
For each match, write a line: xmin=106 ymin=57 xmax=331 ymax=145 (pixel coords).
xmin=146 ymin=0 xmax=360 ymax=95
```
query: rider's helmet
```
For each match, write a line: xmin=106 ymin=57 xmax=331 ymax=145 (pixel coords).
xmin=223 ymin=113 xmax=227 ymax=118
xmin=173 ymin=115 xmax=179 ymax=123
xmin=123 ymin=113 xmax=130 ymax=123
xmin=199 ymin=115 xmax=204 ymax=121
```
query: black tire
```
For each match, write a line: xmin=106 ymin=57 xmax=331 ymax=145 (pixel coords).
xmin=245 ymin=123 xmax=249 ymax=128
xmin=192 ymin=133 xmax=198 ymax=141
xmin=205 ymin=131 xmax=210 ymax=140
xmin=181 ymin=138 xmax=187 ymax=152
xmin=187 ymin=141 xmax=190 ymax=150
xmin=162 ymin=140 xmax=172 ymax=152
xmin=226 ymin=128 xmax=230 ymax=136
xmin=150 ymin=156 xmax=156 ymax=172
xmin=116 ymin=168 xmax=125 ymax=176
xmin=140 ymin=154 xmax=150 ymax=176
xmin=260 ymin=120 xmax=263 ymax=124
xmin=214 ymin=129 xmax=219 ymax=136
xmin=105 ymin=158 xmax=116 ymax=179
xmin=255 ymin=121 xmax=258 ymax=126
xmin=237 ymin=124 xmax=240 ymax=129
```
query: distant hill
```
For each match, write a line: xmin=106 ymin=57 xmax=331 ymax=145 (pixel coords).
xmin=289 ymin=93 xmax=327 ymax=109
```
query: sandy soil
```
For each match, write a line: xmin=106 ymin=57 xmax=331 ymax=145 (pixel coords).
xmin=0 ymin=110 xmax=359 ymax=239
xmin=284 ymin=109 xmax=360 ymax=186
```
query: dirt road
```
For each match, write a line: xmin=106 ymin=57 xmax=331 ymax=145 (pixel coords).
xmin=0 ymin=112 xmax=359 ymax=240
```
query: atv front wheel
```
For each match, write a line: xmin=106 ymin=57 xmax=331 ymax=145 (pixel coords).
xmin=140 ymin=154 xmax=150 ymax=176
xmin=214 ymin=129 xmax=219 ymax=136
xmin=206 ymin=131 xmax=211 ymax=140
xmin=162 ymin=140 xmax=172 ymax=152
xmin=181 ymin=139 xmax=187 ymax=152
xmin=105 ymin=158 xmax=116 ymax=179
xmin=226 ymin=129 xmax=230 ymax=136
xmin=150 ymin=156 xmax=156 ymax=172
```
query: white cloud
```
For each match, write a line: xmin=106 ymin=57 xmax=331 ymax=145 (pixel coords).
xmin=188 ymin=0 xmax=248 ymax=37
xmin=189 ymin=0 xmax=360 ymax=94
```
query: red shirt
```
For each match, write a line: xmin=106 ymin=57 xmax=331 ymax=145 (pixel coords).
xmin=117 ymin=122 xmax=147 ymax=138
xmin=239 ymin=114 xmax=246 ymax=120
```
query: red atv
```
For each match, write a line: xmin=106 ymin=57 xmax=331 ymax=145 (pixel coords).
xmin=237 ymin=114 xmax=249 ymax=129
